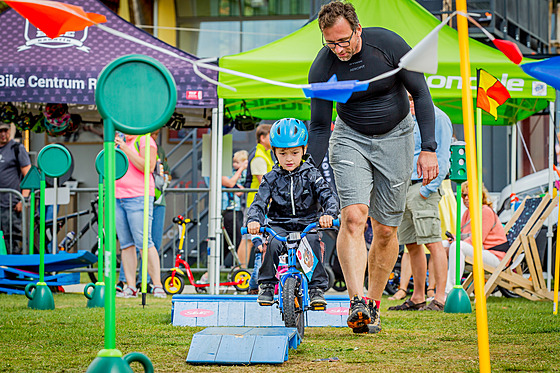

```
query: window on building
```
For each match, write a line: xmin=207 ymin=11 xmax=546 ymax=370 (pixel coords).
xmin=176 ymin=0 xmax=309 ymax=58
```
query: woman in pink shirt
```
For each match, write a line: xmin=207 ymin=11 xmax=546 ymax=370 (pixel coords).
xmin=444 ymin=183 xmax=509 ymax=294
xmin=114 ymin=133 xmax=166 ymax=298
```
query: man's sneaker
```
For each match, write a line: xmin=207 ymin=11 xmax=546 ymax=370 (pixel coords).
xmin=257 ymin=284 xmax=275 ymax=305
xmin=116 ymin=286 xmax=138 ymax=298
xmin=347 ymin=295 xmax=371 ymax=332
xmin=152 ymin=286 xmax=167 ymax=299
xmin=367 ymin=300 xmax=381 ymax=333
xmin=309 ymin=288 xmax=327 ymax=307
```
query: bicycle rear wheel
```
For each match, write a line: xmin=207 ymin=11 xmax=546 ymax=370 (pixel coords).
xmin=282 ymin=276 xmax=305 ymax=338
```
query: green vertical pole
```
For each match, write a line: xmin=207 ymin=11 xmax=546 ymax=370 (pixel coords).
xmin=97 ymin=175 xmax=104 ymax=285
xmin=103 ymin=120 xmax=117 ymax=352
xmin=141 ymin=134 xmax=150 ymax=306
xmin=39 ymin=178 xmax=46 ymax=283
xmin=29 ymin=190 xmax=35 ymax=255
xmin=455 ymin=182 xmax=462 ymax=286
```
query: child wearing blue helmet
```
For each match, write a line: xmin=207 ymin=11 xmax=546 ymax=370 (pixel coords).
xmin=246 ymin=118 xmax=339 ymax=306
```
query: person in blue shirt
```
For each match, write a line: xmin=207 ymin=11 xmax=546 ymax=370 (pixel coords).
xmin=390 ymin=94 xmax=453 ymax=312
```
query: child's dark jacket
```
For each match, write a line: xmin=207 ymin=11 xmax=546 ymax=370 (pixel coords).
xmin=246 ymin=155 xmax=339 ymax=230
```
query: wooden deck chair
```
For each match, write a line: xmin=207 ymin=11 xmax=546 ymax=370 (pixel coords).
xmin=462 ymin=193 xmax=558 ymax=300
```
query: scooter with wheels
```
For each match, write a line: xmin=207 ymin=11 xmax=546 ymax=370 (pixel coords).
xmin=162 ymin=215 xmax=251 ymax=295
xmin=241 ymin=219 xmax=340 ymax=338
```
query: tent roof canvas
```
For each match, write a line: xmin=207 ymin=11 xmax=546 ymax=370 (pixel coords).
xmin=0 ymin=0 xmax=217 ymax=108
xmin=219 ymin=0 xmax=554 ymax=125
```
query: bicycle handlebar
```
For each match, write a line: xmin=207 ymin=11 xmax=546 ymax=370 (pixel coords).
xmin=173 ymin=215 xmax=197 ymax=225
xmin=240 ymin=219 xmax=340 ymax=242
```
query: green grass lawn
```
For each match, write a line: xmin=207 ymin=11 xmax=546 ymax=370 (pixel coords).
xmin=0 ymin=293 xmax=559 ymax=372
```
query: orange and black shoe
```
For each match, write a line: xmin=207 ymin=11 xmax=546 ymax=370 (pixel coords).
xmin=347 ymin=295 xmax=371 ymax=333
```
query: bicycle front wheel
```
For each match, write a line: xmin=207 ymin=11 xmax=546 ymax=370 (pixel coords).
xmin=282 ymin=276 xmax=305 ymax=338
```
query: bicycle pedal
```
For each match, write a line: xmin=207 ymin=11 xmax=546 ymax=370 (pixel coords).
xmin=258 ymin=301 xmax=274 ymax=307
xmin=310 ymin=305 xmax=326 ymax=311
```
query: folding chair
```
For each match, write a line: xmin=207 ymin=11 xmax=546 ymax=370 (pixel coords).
xmin=462 ymin=193 xmax=558 ymax=300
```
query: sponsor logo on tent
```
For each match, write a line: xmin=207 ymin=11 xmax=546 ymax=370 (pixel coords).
xmin=532 ymin=81 xmax=547 ymax=96
xmin=17 ymin=20 xmax=91 ymax=53
xmin=186 ymin=90 xmax=203 ymax=100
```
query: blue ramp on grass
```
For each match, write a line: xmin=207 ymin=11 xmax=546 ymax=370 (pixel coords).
xmin=172 ymin=294 xmax=350 ymax=327
xmin=186 ymin=327 xmax=300 ymax=364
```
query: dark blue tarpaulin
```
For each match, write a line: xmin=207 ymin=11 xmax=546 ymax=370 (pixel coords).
xmin=0 ymin=0 xmax=217 ymax=108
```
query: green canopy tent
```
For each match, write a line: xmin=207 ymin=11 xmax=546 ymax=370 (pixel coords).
xmin=218 ymin=0 xmax=555 ymax=124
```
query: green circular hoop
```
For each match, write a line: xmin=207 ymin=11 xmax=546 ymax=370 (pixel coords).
xmin=95 ymin=148 xmax=129 ymax=180
xmin=95 ymin=54 xmax=177 ymax=134
xmin=37 ymin=144 xmax=72 ymax=178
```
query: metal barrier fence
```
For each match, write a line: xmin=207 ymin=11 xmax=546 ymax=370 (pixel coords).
xmin=0 ymin=187 xmax=257 ymax=276
xmin=0 ymin=188 xmax=27 ymax=255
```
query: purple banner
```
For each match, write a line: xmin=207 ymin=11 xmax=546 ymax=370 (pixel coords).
xmin=0 ymin=0 xmax=217 ymax=108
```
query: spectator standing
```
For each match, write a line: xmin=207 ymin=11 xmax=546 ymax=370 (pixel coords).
xmin=390 ymin=97 xmax=452 ymax=311
xmin=221 ymin=150 xmax=248 ymax=265
xmin=117 ymin=130 xmax=170 ymax=291
xmin=308 ymin=1 xmax=438 ymax=333
xmin=237 ymin=124 xmax=273 ymax=268
xmin=114 ymin=133 xmax=166 ymax=298
xmin=0 ymin=122 xmax=31 ymax=254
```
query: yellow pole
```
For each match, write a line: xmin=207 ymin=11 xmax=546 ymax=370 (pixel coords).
xmin=456 ymin=1 xmax=491 ymax=371
xmin=554 ymin=203 xmax=560 ymax=314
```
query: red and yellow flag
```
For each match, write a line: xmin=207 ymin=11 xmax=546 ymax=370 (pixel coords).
xmin=476 ymin=69 xmax=511 ymax=120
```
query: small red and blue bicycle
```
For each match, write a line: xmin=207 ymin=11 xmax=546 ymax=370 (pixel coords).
xmin=241 ymin=219 xmax=339 ymax=337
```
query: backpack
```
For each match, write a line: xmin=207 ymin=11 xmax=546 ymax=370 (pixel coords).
xmin=134 ymin=136 xmax=168 ymax=203
xmin=243 ymin=147 xmax=257 ymax=189
xmin=11 ymin=142 xmax=22 ymax=179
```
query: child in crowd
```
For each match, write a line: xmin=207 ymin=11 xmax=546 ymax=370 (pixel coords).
xmin=246 ymin=118 xmax=339 ymax=306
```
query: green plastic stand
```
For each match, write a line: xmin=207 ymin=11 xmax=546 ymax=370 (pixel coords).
xmin=444 ymin=285 xmax=473 ymax=313
xmin=90 ymin=54 xmax=176 ymax=371
xmin=84 ymin=282 xmax=105 ymax=308
xmin=86 ymin=351 xmax=154 ymax=373
xmin=0 ymin=231 xmax=7 ymax=255
xmin=25 ymin=282 xmax=55 ymax=310
xmin=444 ymin=176 xmax=472 ymax=314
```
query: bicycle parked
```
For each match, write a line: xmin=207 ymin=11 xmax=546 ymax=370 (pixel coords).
xmin=162 ymin=215 xmax=251 ymax=295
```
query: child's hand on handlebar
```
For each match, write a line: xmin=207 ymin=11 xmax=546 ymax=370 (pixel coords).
xmin=247 ymin=221 xmax=261 ymax=235
xmin=319 ymin=214 xmax=333 ymax=229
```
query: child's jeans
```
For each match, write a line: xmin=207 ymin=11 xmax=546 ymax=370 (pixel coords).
xmin=248 ymin=251 xmax=262 ymax=290
xmin=258 ymin=225 xmax=328 ymax=290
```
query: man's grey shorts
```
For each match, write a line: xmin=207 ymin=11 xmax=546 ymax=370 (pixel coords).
xmin=398 ymin=182 xmax=443 ymax=245
xmin=328 ymin=114 xmax=414 ymax=227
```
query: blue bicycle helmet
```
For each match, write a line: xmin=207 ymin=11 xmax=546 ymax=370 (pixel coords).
xmin=270 ymin=118 xmax=308 ymax=148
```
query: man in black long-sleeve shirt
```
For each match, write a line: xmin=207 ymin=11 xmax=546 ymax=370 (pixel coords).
xmin=308 ymin=1 xmax=439 ymax=334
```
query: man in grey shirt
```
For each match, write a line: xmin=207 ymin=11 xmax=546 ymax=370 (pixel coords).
xmin=0 ymin=122 xmax=31 ymax=254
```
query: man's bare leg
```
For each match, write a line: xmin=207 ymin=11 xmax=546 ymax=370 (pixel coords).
xmin=367 ymin=218 xmax=400 ymax=301
xmin=405 ymin=243 xmax=427 ymax=304
xmin=425 ymin=241 xmax=447 ymax=304
xmin=337 ymin=204 xmax=369 ymax=299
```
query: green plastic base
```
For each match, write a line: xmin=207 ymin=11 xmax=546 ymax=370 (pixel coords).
xmin=444 ymin=286 xmax=472 ymax=313
xmin=86 ymin=351 xmax=153 ymax=373
xmin=85 ymin=283 xmax=105 ymax=308
xmin=25 ymin=283 xmax=55 ymax=310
